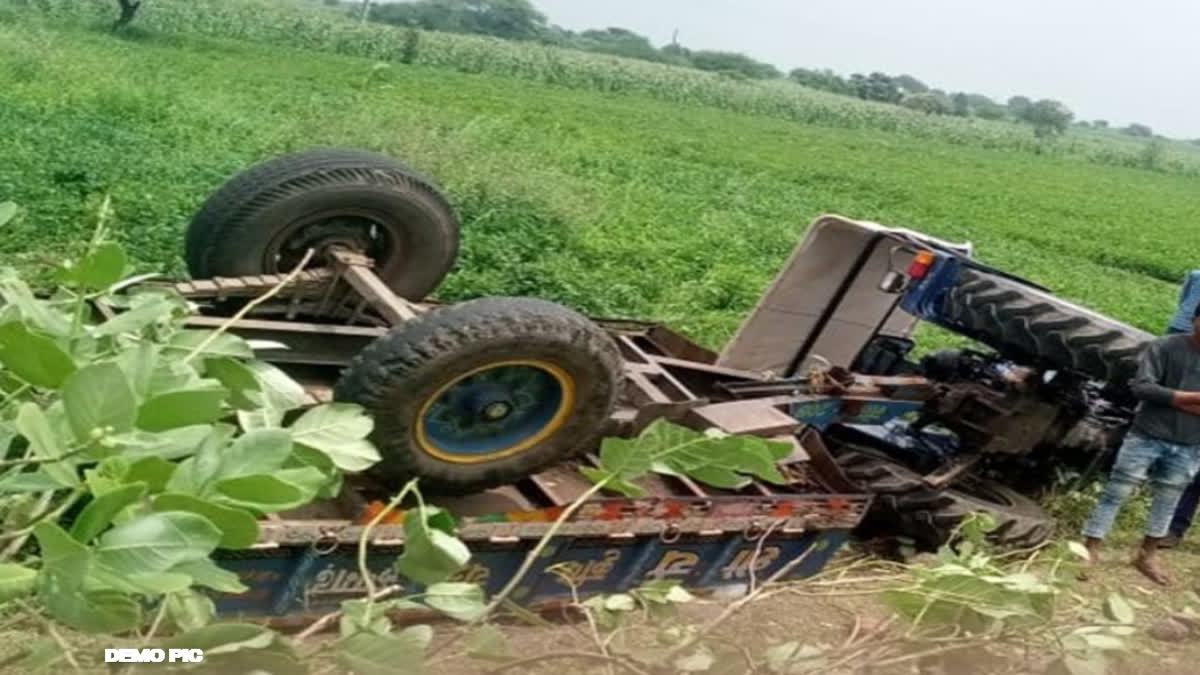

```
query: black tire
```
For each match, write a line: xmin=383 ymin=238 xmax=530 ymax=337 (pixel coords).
xmin=185 ymin=148 xmax=459 ymax=301
xmin=942 ymin=268 xmax=1150 ymax=386
xmin=837 ymin=449 xmax=1054 ymax=551
xmin=333 ymin=297 xmax=622 ymax=495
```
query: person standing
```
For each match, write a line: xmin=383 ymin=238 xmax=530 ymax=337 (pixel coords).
xmin=1160 ymin=270 xmax=1200 ymax=547
xmin=1080 ymin=301 xmax=1200 ymax=585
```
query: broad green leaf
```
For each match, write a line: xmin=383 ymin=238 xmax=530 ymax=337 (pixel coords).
xmin=114 ymin=342 xmax=159 ymax=396
xmin=69 ymin=482 xmax=147 ymax=543
xmin=687 ymin=465 xmax=752 ymax=489
xmin=598 ymin=436 xmax=653 ymax=479
xmin=152 ymin=493 xmax=259 ymax=549
xmin=34 ymin=522 xmax=91 ymax=584
xmin=94 ymin=511 xmax=222 ymax=575
xmin=337 ymin=631 xmax=427 ymax=675
xmin=289 ymin=403 xmax=380 ymax=471
xmin=110 ymin=425 xmax=213 ymax=460
xmin=147 ymin=358 xmax=205 ymax=397
xmin=0 ymin=272 xmax=71 ymax=336
xmin=289 ymin=444 xmax=343 ymax=499
xmin=126 ymin=456 xmax=177 ymax=492
xmin=166 ymin=330 xmax=254 ymax=360
xmin=0 ymin=470 xmax=68 ymax=494
xmin=1104 ymin=592 xmax=1134 ymax=624
xmin=394 ymin=507 xmax=471 ymax=586
xmin=166 ymin=589 xmax=216 ymax=633
xmin=39 ymin=580 xmax=142 ymax=634
xmin=14 ymin=638 xmax=64 ymax=672
xmin=205 ymin=357 xmax=262 ymax=410
xmin=87 ymin=565 xmax=193 ymax=595
xmin=0 ymin=202 xmax=16 ymax=227
xmin=62 ymin=362 xmax=137 ymax=440
xmin=136 ymin=384 xmax=228 ymax=432
xmin=164 ymin=622 xmax=276 ymax=653
xmin=66 ymin=242 xmax=127 ymax=290
xmin=0 ymin=322 xmax=76 ymax=388
xmin=340 ymin=597 xmax=395 ymax=637
xmin=465 ymin=624 xmax=511 ymax=662
xmin=171 ymin=558 xmax=247 ymax=593
xmin=274 ymin=466 xmax=334 ymax=496
xmin=213 ymin=474 xmax=311 ymax=512
xmin=165 ymin=423 xmax=237 ymax=494
xmin=423 ymin=582 xmax=486 ymax=621
xmin=15 ymin=402 xmax=78 ymax=488
xmin=93 ymin=296 xmax=179 ymax=338
xmin=236 ymin=361 xmax=307 ymax=429
xmin=220 ymin=428 xmax=294 ymax=477
xmin=0 ymin=563 xmax=37 ymax=602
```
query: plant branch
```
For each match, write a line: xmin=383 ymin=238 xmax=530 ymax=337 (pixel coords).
xmin=428 ymin=477 xmax=611 ymax=660
xmin=182 ymin=248 xmax=315 ymax=364
xmin=359 ymin=480 xmax=416 ymax=603
xmin=295 ymin=584 xmax=403 ymax=644
xmin=0 ymin=490 xmax=83 ymax=560
xmin=0 ymin=446 xmax=91 ymax=469
xmin=484 ymin=651 xmax=651 ymax=675
xmin=660 ymin=543 xmax=818 ymax=664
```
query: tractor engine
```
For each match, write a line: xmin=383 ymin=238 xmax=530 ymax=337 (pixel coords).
xmin=911 ymin=349 xmax=1133 ymax=489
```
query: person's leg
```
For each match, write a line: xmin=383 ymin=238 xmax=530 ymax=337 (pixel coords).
xmin=1081 ymin=433 xmax=1157 ymax=566
xmin=1163 ymin=472 xmax=1200 ymax=546
xmin=1138 ymin=442 xmax=1200 ymax=585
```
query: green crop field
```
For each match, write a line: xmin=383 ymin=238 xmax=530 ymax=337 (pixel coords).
xmin=1 ymin=1 xmax=1197 ymax=349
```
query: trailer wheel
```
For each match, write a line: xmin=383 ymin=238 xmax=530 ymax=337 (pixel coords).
xmin=334 ymin=297 xmax=622 ymax=494
xmin=837 ymin=449 xmax=1054 ymax=551
xmin=185 ymin=148 xmax=459 ymax=301
xmin=941 ymin=268 xmax=1148 ymax=387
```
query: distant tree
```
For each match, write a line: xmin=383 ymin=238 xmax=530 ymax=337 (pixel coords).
xmin=849 ymin=72 xmax=901 ymax=103
xmin=372 ymin=0 xmax=548 ymax=41
xmin=1006 ymin=95 xmax=1032 ymax=118
xmin=964 ymin=93 xmax=1004 ymax=120
xmin=893 ymin=74 xmax=929 ymax=94
xmin=1074 ymin=120 xmax=1091 ymax=128
xmin=1092 ymin=119 xmax=1109 ymax=128
xmin=901 ymin=92 xmax=951 ymax=115
xmin=112 ymin=0 xmax=143 ymax=31
xmin=951 ymin=92 xmax=970 ymax=117
xmin=788 ymin=67 xmax=852 ymax=95
xmin=1122 ymin=123 xmax=1153 ymax=137
xmin=1190 ymin=139 xmax=1200 ymax=147
xmin=573 ymin=27 xmax=666 ymax=62
xmin=688 ymin=50 xmax=781 ymax=79
xmin=1017 ymin=99 xmax=1074 ymax=138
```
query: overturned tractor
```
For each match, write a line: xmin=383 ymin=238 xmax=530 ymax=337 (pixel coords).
xmin=104 ymin=148 xmax=1158 ymax=619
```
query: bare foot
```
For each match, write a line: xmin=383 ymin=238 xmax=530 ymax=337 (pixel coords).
xmin=1133 ymin=554 xmax=1175 ymax=586
xmin=1077 ymin=544 xmax=1099 ymax=581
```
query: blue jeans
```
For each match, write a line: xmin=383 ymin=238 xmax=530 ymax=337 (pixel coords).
xmin=1082 ymin=432 xmax=1200 ymax=539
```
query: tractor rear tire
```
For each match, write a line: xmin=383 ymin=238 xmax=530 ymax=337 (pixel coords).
xmin=333 ymin=297 xmax=622 ymax=495
xmin=941 ymin=268 xmax=1149 ymax=387
xmin=185 ymin=148 xmax=459 ymax=301
xmin=837 ymin=448 xmax=1054 ymax=551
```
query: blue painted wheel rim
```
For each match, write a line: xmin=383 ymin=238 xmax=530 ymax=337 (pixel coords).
xmin=417 ymin=361 xmax=573 ymax=463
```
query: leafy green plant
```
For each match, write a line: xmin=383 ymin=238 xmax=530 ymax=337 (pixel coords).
xmin=0 ymin=201 xmax=384 ymax=664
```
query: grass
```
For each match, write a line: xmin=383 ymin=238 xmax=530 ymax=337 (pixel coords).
xmin=17 ymin=0 xmax=1200 ymax=176
xmin=0 ymin=9 xmax=1197 ymax=351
